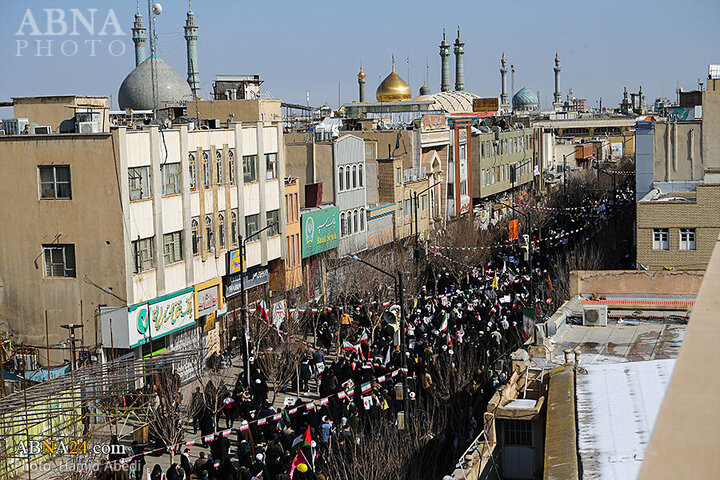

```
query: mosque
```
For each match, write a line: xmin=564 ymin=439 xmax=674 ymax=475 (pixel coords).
xmin=353 ymin=28 xmax=563 ymax=115
xmin=117 ymin=2 xmax=200 ymax=111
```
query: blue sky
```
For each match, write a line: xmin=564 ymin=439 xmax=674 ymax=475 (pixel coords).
xmin=1 ymin=0 xmax=719 ymax=112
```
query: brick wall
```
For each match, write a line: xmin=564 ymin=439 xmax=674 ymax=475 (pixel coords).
xmin=637 ymin=184 xmax=720 ymax=270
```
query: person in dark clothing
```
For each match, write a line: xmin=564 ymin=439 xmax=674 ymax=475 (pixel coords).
xmin=130 ymin=441 xmax=145 ymax=480
xmin=150 ymin=464 xmax=164 ymax=480
xmin=249 ymin=453 xmax=268 ymax=479
xmin=237 ymin=438 xmax=253 ymax=469
xmin=166 ymin=463 xmax=184 ymax=480
xmin=179 ymin=448 xmax=193 ymax=479
xmin=210 ymin=435 xmax=230 ymax=465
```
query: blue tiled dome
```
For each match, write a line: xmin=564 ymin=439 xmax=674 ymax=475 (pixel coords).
xmin=118 ymin=56 xmax=193 ymax=110
xmin=512 ymin=87 xmax=539 ymax=110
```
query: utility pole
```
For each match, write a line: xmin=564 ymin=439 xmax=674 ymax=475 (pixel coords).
xmin=60 ymin=324 xmax=83 ymax=371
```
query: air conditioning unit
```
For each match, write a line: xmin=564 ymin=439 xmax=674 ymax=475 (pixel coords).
xmin=2 ymin=118 xmax=29 ymax=135
xmin=34 ymin=126 xmax=52 ymax=134
xmin=582 ymin=304 xmax=608 ymax=326
xmin=77 ymin=121 xmax=100 ymax=133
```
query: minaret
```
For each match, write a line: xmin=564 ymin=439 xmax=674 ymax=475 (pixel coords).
xmin=553 ymin=51 xmax=562 ymax=108
xmin=439 ymin=28 xmax=451 ymax=92
xmin=131 ymin=3 xmax=146 ymax=67
xmin=419 ymin=59 xmax=431 ymax=96
xmin=184 ymin=2 xmax=200 ymax=98
xmin=358 ymin=65 xmax=366 ymax=102
xmin=500 ymin=52 xmax=509 ymax=109
xmin=454 ymin=26 xmax=465 ymax=92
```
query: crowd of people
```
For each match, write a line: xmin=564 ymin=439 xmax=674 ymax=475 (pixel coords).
xmin=98 ymin=182 xmax=634 ymax=480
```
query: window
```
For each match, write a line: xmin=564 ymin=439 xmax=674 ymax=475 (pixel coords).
xmin=364 ymin=141 xmax=376 ymax=162
xmin=481 ymin=142 xmax=485 ymax=158
xmin=133 ymin=237 xmax=154 ymax=273
xmin=39 ymin=166 xmax=71 ymax=199
xmin=129 ymin=166 xmax=151 ymax=200
xmin=396 ymin=167 xmax=402 ymax=186
xmin=266 ymin=210 xmax=280 ymax=236
xmin=243 ymin=155 xmax=257 ymax=183
xmin=680 ymin=228 xmax=696 ymax=250
xmin=188 ymin=153 xmax=197 ymax=191
xmin=191 ymin=219 xmax=200 ymax=255
xmin=346 ymin=168 xmax=351 ymax=190
xmin=421 ymin=194 xmax=428 ymax=211
xmin=265 ymin=153 xmax=278 ymax=179
xmin=231 ymin=211 xmax=238 ymax=245
xmin=350 ymin=210 xmax=356 ymax=234
xmin=339 ymin=166 xmax=344 ymax=191
xmin=653 ymin=228 xmax=669 ymax=250
xmin=218 ymin=214 xmax=226 ymax=249
xmin=228 ymin=149 xmax=236 ymax=184
xmin=359 ymin=208 xmax=365 ymax=231
xmin=202 ymin=151 xmax=211 ymax=188
xmin=447 ymin=182 xmax=454 ymax=199
xmin=341 ymin=212 xmax=347 ymax=237
xmin=43 ymin=244 xmax=75 ymax=277
xmin=215 ymin=150 xmax=224 ymax=185
xmin=245 ymin=214 xmax=260 ymax=240
xmin=358 ymin=164 xmax=364 ymax=187
xmin=504 ymin=420 xmax=533 ymax=446
xmin=163 ymin=231 xmax=183 ymax=264
xmin=404 ymin=199 xmax=412 ymax=221
xmin=205 ymin=216 xmax=214 ymax=251
xmin=162 ymin=163 xmax=181 ymax=195
xmin=352 ymin=165 xmax=358 ymax=189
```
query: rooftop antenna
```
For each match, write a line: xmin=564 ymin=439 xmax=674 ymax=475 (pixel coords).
xmin=147 ymin=1 xmax=163 ymax=119
xmin=407 ymin=53 xmax=411 ymax=90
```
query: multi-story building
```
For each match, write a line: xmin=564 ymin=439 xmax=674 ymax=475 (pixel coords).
xmin=635 ymin=69 xmax=720 ymax=270
xmin=0 ymin=99 xmax=286 ymax=375
xmin=635 ymin=68 xmax=720 ymax=270
xmin=472 ymin=126 xmax=534 ymax=201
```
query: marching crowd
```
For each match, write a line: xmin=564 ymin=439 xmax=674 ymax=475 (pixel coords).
xmin=100 ymin=184 xmax=633 ymax=480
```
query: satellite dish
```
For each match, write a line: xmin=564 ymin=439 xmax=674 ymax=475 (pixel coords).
xmin=152 ymin=3 xmax=163 ymax=15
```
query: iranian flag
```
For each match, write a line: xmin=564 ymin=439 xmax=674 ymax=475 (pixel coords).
xmin=361 ymin=382 xmax=372 ymax=394
xmin=439 ymin=312 xmax=449 ymax=332
xmin=258 ymin=300 xmax=270 ymax=324
xmin=358 ymin=330 xmax=370 ymax=344
xmin=342 ymin=340 xmax=357 ymax=353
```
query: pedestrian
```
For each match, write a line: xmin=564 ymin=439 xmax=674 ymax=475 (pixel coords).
xmin=180 ymin=448 xmax=192 ymax=478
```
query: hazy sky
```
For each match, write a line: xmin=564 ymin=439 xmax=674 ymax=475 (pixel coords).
xmin=1 ymin=0 xmax=719 ymax=113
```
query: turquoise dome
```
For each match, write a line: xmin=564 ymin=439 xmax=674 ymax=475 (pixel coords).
xmin=118 ymin=56 xmax=194 ymax=110
xmin=512 ymin=87 xmax=539 ymax=110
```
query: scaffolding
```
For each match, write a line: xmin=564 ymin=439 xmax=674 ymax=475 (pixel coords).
xmin=0 ymin=349 xmax=200 ymax=479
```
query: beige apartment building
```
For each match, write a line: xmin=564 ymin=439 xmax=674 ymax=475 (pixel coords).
xmin=635 ymin=71 xmax=720 ymax=270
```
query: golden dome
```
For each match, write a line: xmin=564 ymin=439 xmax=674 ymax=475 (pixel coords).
xmin=358 ymin=66 xmax=366 ymax=79
xmin=376 ymin=62 xmax=411 ymax=102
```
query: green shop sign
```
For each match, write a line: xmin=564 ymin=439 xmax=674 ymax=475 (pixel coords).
xmin=301 ymin=206 xmax=339 ymax=258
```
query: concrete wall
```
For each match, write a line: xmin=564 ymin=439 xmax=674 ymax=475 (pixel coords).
xmin=13 ymin=96 xmax=110 ymax=133
xmin=653 ymin=121 xmax=703 ymax=182
xmin=284 ymin=133 xmax=334 ymax=206
xmin=569 ymin=270 xmax=705 ymax=297
xmin=637 ymin=183 xmax=720 ymax=270
xmin=636 ymin=123 xmax=655 ymax=200
xmin=637 ymin=233 xmax=720 ymax=480
xmin=194 ymin=98 xmax=282 ymax=124
xmin=0 ymin=133 xmax=125 ymax=363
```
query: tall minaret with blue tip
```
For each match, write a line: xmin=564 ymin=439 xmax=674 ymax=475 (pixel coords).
xmin=500 ymin=52 xmax=509 ymax=109
xmin=184 ymin=1 xmax=200 ymax=98
xmin=439 ymin=29 xmax=451 ymax=92
xmin=131 ymin=2 xmax=146 ymax=67
xmin=454 ymin=26 xmax=465 ymax=92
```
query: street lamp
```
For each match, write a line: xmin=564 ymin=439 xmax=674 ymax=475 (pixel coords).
xmin=60 ymin=324 xmax=83 ymax=371
xmin=238 ymin=220 xmax=279 ymax=387
xmin=594 ymin=162 xmax=617 ymax=206
xmin=345 ymin=254 xmax=410 ymax=417
xmin=413 ymin=180 xmax=442 ymax=263
xmin=498 ymin=202 xmax=534 ymax=306
xmin=561 ymin=151 xmax=575 ymax=196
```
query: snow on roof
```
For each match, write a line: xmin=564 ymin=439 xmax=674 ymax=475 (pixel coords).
xmin=576 ymin=359 xmax=676 ymax=480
